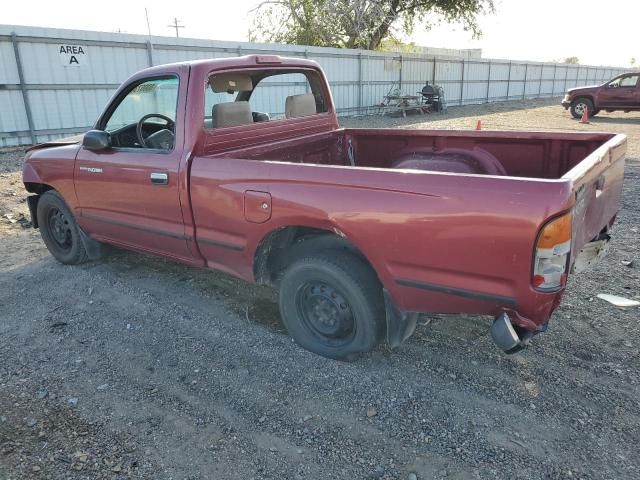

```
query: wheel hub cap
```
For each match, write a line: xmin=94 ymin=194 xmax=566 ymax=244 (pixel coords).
xmin=48 ymin=208 xmax=71 ymax=249
xmin=298 ymin=282 xmax=354 ymax=339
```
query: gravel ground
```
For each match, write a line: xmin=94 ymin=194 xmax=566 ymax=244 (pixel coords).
xmin=1 ymin=99 xmax=639 ymax=480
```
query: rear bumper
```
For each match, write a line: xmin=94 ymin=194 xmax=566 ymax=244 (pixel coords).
xmin=391 ymin=276 xmax=564 ymax=331
xmin=386 ymin=228 xmax=614 ymax=353
xmin=384 ymin=279 xmax=565 ymax=352
xmin=491 ymin=312 xmax=546 ymax=354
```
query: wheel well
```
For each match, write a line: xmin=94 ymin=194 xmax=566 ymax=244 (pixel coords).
xmin=572 ymin=95 xmax=594 ymax=106
xmin=23 ymin=184 xmax=55 ymax=229
xmin=253 ymin=226 xmax=373 ymax=286
xmin=24 ymin=182 xmax=54 ymax=195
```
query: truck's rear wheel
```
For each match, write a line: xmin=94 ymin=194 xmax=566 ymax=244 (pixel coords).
xmin=570 ymin=98 xmax=594 ymax=119
xmin=278 ymin=251 xmax=385 ymax=360
xmin=37 ymin=190 xmax=88 ymax=265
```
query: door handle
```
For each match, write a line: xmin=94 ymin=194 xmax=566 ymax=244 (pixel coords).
xmin=150 ymin=172 xmax=168 ymax=185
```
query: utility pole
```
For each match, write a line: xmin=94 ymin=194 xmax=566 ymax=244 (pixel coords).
xmin=168 ymin=17 xmax=184 ymax=38
xmin=145 ymin=8 xmax=152 ymax=38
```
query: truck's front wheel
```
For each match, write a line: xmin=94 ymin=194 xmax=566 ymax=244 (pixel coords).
xmin=37 ymin=190 xmax=88 ymax=265
xmin=570 ymin=98 xmax=595 ymax=119
xmin=279 ymin=252 xmax=386 ymax=360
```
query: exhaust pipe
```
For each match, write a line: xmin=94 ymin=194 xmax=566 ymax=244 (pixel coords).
xmin=491 ymin=313 xmax=527 ymax=354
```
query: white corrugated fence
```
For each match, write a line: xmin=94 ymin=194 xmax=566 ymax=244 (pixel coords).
xmin=0 ymin=25 xmax=628 ymax=146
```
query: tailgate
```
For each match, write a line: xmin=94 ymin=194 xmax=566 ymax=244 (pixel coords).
xmin=564 ymin=133 xmax=626 ymax=263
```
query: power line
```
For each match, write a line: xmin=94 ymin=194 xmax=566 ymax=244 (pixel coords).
xmin=167 ymin=17 xmax=184 ymax=38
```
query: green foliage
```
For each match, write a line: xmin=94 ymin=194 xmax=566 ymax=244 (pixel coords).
xmin=564 ymin=56 xmax=580 ymax=64
xmin=249 ymin=0 xmax=494 ymax=51
xmin=377 ymin=38 xmax=422 ymax=53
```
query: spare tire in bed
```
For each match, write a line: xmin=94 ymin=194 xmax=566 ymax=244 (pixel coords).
xmin=392 ymin=148 xmax=506 ymax=175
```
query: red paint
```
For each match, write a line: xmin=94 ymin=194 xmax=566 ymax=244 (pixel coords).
xmin=23 ymin=55 xmax=627 ymax=334
xmin=562 ymin=72 xmax=640 ymax=113
xmin=244 ymin=191 xmax=272 ymax=224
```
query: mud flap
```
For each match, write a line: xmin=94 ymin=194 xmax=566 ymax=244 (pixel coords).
xmin=383 ymin=289 xmax=418 ymax=348
xmin=27 ymin=195 xmax=40 ymax=228
xmin=78 ymin=228 xmax=104 ymax=260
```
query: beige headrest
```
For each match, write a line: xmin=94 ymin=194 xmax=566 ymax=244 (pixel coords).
xmin=285 ymin=93 xmax=317 ymax=118
xmin=212 ymin=101 xmax=253 ymax=128
xmin=209 ymin=74 xmax=253 ymax=93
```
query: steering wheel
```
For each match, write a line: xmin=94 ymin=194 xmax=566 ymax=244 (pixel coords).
xmin=136 ymin=113 xmax=175 ymax=148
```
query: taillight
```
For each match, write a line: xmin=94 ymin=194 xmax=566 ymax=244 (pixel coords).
xmin=533 ymin=213 xmax=572 ymax=291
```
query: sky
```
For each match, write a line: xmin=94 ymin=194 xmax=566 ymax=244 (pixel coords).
xmin=2 ymin=0 xmax=637 ymax=68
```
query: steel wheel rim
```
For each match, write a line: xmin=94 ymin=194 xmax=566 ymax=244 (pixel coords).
xmin=47 ymin=207 xmax=72 ymax=252
xmin=575 ymin=102 xmax=587 ymax=114
xmin=296 ymin=281 xmax=355 ymax=346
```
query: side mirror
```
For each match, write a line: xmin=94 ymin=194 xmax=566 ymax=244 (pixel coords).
xmin=82 ymin=130 xmax=111 ymax=151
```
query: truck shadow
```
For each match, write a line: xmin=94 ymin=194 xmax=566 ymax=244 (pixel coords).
xmin=103 ymin=246 xmax=287 ymax=335
xmin=105 ymin=250 xmax=493 ymax=350
xmin=97 ymin=247 xmax=492 ymax=351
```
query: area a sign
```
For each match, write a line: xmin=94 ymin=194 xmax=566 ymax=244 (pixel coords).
xmin=58 ymin=45 xmax=86 ymax=67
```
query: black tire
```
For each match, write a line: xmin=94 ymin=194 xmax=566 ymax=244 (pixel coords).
xmin=591 ymin=109 xmax=600 ymax=116
xmin=570 ymin=98 xmax=594 ymax=119
xmin=278 ymin=251 xmax=386 ymax=360
xmin=37 ymin=190 xmax=88 ymax=265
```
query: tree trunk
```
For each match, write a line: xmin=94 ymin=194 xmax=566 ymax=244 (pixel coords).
xmin=367 ymin=0 xmax=401 ymax=50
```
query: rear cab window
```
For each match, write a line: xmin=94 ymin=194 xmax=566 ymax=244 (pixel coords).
xmin=203 ymin=69 xmax=328 ymax=130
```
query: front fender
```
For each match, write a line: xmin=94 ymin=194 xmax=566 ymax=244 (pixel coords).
xmin=21 ymin=144 xmax=80 ymax=208
xmin=22 ymin=162 xmax=43 ymax=187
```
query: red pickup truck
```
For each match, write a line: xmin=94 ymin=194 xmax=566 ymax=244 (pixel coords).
xmin=22 ymin=55 xmax=626 ymax=359
xmin=562 ymin=72 xmax=640 ymax=118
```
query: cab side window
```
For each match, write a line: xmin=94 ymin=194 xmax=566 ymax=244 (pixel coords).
xmin=104 ymin=76 xmax=179 ymax=150
xmin=609 ymin=75 xmax=639 ymax=89
xmin=619 ymin=75 xmax=639 ymax=88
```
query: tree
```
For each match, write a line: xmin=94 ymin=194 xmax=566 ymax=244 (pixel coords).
xmin=249 ymin=0 xmax=494 ymax=51
xmin=377 ymin=38 xmax=421 ymax=53
xmin=564 ymin=56 xmax=579 ymax=64
xmin=631 ymin=57 xmax=636 ymax=68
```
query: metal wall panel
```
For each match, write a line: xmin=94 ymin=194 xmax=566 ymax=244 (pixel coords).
xmin=0 ymin=90 xmax=29 ymax=133
xmin=402 ymin=57 xmax=433 ymax=84
xmin=0 ymin=41 xmax=19 ymax=83
xmin=466 ymin=61 xmax=490 ymax=81
xmin=0 ymin=24 xmax=629 ymax=145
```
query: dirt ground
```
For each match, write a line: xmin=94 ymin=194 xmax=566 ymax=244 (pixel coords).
xmin=1 ymin=99 xmax=639 ymax=480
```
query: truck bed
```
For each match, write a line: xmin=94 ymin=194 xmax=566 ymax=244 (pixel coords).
xmin=211 ymin=128 xmax=616 ymax=179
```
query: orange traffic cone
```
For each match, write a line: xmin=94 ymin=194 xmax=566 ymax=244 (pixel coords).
xmin=580 ymin=106 xmax=590 ymax=124
xmin=475 ymin=120 xmax=482 ymax=130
